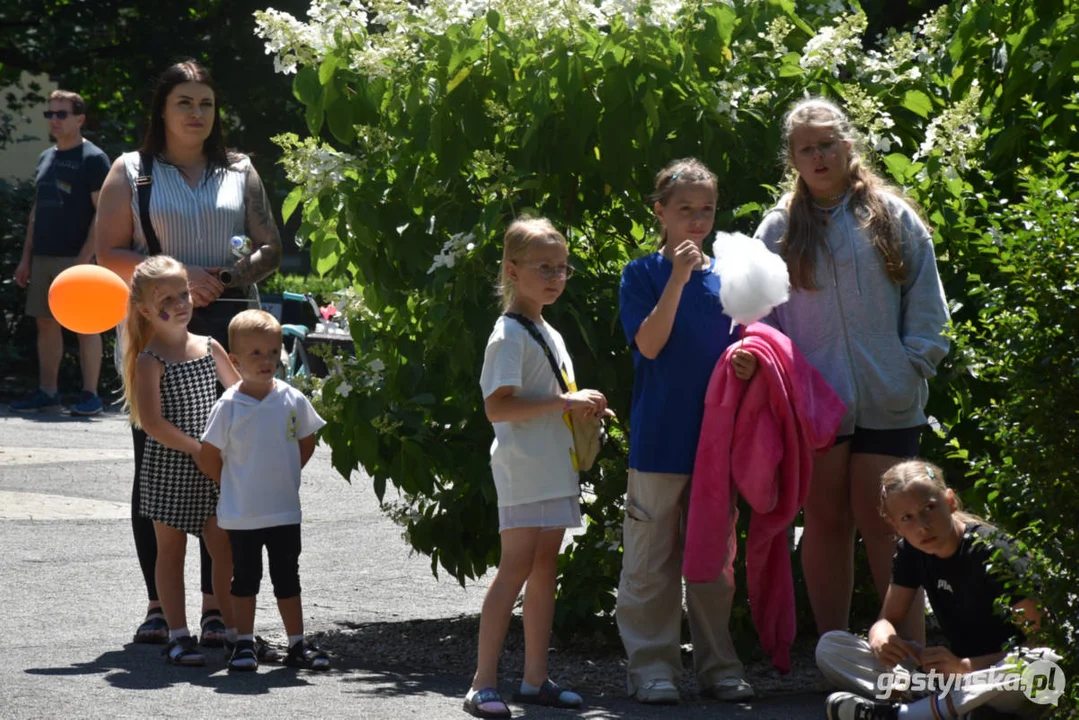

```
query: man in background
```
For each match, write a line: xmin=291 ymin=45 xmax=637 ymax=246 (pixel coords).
xmin=12 ymin=89 xmax=111 ymax=415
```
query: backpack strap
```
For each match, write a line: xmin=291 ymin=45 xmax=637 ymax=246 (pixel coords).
xmin=504 ymin=313 xmax=569 ymax=394
xmin=136 ymin=151 xmax=162 ymax=256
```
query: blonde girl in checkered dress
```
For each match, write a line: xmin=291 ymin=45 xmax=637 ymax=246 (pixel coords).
xmin=120 ymin=255 xmax=241 ymax=666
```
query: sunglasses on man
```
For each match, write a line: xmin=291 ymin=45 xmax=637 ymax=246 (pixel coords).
xmin=43 ymin=110 xmax=77 ymax=120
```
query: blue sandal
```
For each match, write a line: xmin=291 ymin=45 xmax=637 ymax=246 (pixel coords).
xmin=463 ymin=687 xmax=511 ymax=718
xmin=198 ymin=610 xmax=227 ymax=648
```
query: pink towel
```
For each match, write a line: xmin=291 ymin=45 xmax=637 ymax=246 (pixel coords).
xmin=683 ymin=323 xmax=846 ymax=674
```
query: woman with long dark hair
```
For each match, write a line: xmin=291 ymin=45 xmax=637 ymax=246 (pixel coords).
xmin=96 ymin=59 xmax=281 ymax=652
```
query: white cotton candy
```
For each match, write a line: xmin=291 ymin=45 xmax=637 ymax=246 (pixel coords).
xmin=712 ymin=231 xmax=791 ymax=328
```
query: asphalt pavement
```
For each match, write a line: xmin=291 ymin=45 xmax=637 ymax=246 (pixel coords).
xmin=0 ymin=407 xmax=826 ymax=719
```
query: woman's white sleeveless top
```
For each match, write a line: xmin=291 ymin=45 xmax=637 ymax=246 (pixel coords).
xmin=120 ymin=151 xmax=249 ymax=268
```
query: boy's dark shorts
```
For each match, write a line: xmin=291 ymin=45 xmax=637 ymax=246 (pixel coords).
xmin=227 ymin=524 xmax=302 ymax=599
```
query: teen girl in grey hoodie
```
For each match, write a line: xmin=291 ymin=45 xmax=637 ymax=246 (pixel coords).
xmin=753 ymin=98 xmax=950 ymax=648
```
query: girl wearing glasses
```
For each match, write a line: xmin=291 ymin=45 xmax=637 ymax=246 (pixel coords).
xmin=616 ymin=158 xmax=757 ymax=706
xmin=464 ymin=218 xmax=611 ymax=718
xmin=753 ymin=98 xmax=950 ymax=645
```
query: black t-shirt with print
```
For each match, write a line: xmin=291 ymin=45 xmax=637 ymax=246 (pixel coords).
xmin=32 ymin=140 xmax=111 ymax=257
xmin=892 ymin=522 xmax=1030 ymax=659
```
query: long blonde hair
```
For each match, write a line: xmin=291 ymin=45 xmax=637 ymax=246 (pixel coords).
xmin=496 ymin=217 xmax=567 ymax=310
xmin=880 ymin=459 xmax=991 ymax=528
xmin=122 ymin=256 xmax=187 ymax=428
xmin=780 ymin=97 xmax=912 ymax=291
xmin=650 ymin=157 xmax=718 ymax=248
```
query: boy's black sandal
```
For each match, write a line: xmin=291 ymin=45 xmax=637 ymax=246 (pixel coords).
xmin=463 ymin=687 xmax=511 ymax=719
xmin=163 ymin=635 xmax=206 ymax=666
xmin=228 ymin=640 xmax=259 ymax=672
xmin=283 ymin=640 xmax=330 ymax=671
xmin=224 ymin=636 xmax=281 ymax=663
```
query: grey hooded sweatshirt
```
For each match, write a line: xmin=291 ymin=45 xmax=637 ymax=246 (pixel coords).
xmin=753 ymin=192 xmax=950 ymax=435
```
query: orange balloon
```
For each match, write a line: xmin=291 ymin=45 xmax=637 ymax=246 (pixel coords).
xmin=48 ymin=265 xmax=129 ymax=334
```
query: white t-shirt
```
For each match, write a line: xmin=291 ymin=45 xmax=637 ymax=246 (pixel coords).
xmin=201 ymin=379 xmax=327 ymax=530
xmin=479 ymin=315 xmax=579 ymax=507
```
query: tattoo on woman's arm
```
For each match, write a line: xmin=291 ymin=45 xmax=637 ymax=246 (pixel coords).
xmin=229 ymin=164 xmax=282 ymax=287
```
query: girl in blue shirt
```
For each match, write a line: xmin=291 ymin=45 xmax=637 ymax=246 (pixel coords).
xmin=616 ymin=158 xmax=757 ymax=705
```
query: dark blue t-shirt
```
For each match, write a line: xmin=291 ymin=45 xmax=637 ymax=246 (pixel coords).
xmin=892 ymin=522 xmax=1030 ymax=658
xmin=32 ymin=140 xmax=111 ymax=257
xmin=620 ymin=252 xmax=737 ymax=474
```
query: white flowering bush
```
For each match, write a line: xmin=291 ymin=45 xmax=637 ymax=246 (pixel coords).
xmin=256 ymin=0 xmax=1079 ymax=639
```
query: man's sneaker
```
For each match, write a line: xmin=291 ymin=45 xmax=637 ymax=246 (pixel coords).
xmin=10 ymin=389 xmax=61 ymax=413
xmin=635 ymin=678 xmax=680 ymax=705
xmin=70 ymin=391 xmax=103 ymax=416
xmin=824 ymin=692 xmax=899 ymax=720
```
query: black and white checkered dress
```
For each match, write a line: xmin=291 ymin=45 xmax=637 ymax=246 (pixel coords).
xmin=138 ymin=337 xmax=220 ymax=536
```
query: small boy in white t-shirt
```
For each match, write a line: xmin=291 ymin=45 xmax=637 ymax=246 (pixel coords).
xmin=198 ymin=309 xmax=328 ymax=673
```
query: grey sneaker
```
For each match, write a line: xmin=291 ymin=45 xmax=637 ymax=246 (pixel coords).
xmin=10 ymin=389 xmax=61 ymax=413
xmin=70 ymin=391 xmax=103 ymax=416
xmin=635 ymin=678 xmax=680 ymax=705
xmin=703 ymin=676 xmax=755 ymax=701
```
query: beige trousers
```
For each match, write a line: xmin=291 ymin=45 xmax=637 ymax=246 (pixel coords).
xmin=816 ymin=630 xmax=1060 ymax=719
xmin=616 ymin=469 xmax=744 ymax=694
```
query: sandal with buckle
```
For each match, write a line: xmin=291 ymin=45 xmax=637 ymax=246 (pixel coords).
xmin=228 ymin=639 xmax=259 ymax=672
xmin=463 ymin=687 xmax=511 ymax=718
xmin=198 ymin=610 xmax=227 ymax=648
xmin=134 ymin=608 xmax=169 ymax=645
xmin=224 ymin=636 xmax=281 ymax=663
xmin=512 ymin=679 xmax=582 ymax=709
xmin=283 ymin=640 xmax=330 ymax=671
xmin=163 ymin=635 xmax=206 ymax=666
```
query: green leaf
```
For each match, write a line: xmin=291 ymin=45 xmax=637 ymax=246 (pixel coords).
xmin=282 ymin=186 xmax=303 ymax=224
xmin=901 ymin=89 xmax=934 ymax=119
xmin=447 ymin=66 xmax=472 ymax=94
xmin=311 ymin=233 xmax=340 ymax=275
xmin=883 ymin=153 xmax=912 ymax=180
xmin=486 ymin=9 xmax=501 ymax=31
xmin=305 ymin=99 xmax=323 ymax=135
xmin=293 ymin=66 xmax=322 ymax=107
xmin=319 ymin=53 xmax=340 ymax=85
xmin=327 ymin=95 xmax=355 ymax=144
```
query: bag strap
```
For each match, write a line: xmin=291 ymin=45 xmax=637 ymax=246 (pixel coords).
xmin=136 ymin=151 xmax=162 ymax=256
xmin=504 ymin=312 xmax=569 ymax=394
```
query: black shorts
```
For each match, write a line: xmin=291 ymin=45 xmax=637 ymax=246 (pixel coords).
xmin=227 ymin=524 xmax=302 ymax=599
xmin=834 ymin=425 xmax=923 ymax=458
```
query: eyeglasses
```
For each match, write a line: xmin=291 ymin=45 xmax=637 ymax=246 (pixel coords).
xmin=519 ymin=262 xmax=575 ymax=279
xmin=43 ymin=111 xmax=72 ymax=120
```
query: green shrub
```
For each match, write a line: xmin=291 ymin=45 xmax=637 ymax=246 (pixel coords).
xmin=259 ymin=272 xmax=354 ymax=307
xmin=0 ymin=180 xmax=39 ymax=387
xmin=256 ymin=0 xmax=1079 ymax=668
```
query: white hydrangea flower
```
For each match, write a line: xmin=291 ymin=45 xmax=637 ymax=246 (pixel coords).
xmin=428 ymin=231 xmax=478 ymax=274
xmin=915 ymin=81 xmax=984 ymax=168
xmin=273 ymin=133 xmax=359 ymax=196
xmin=337 ymin=381 xmax=353 ymax=398
xmin=800 ymin=13 xmax=867 ymax=78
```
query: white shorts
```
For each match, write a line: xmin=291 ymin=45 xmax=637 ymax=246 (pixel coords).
xmin=498 ymin=495 xmax=581 ymax=532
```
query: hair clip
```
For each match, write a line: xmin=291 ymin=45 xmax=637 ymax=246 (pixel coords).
xmin=671 ymin=171 xmax=681 ymax=181
xmin=880 ymin=485 xmax=887 ymax=499
xmin=925 ymin=464 xmax=935 ymax=480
